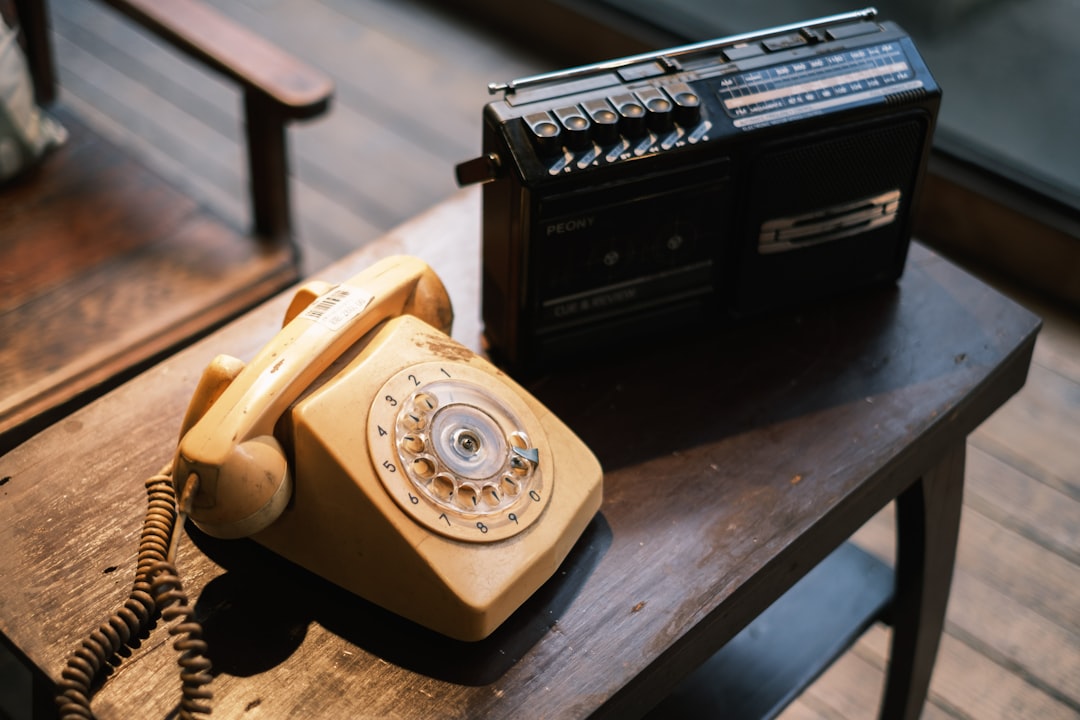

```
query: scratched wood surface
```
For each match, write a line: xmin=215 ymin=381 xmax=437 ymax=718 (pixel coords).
xmin=0 ymin=0 xmax=1076 ymax=718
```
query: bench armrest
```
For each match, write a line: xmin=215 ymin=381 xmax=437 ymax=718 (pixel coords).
xmin=101 ymin=0 xmax=333 ymax=119
xmin=14 ymin=0 xmax=334 ymax=240
xmin=15 ymin=0 xmax=333 ymax=117
xmin=100 ymin=0 xmax=336 ymax=238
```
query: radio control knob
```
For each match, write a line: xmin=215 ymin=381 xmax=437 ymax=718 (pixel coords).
xmin=454 ymin=152 xmax=501 ymax=187
xmin=583 ymin=99 xmax=620 ymax=145
xmin=554 ymin=106 xmax=592 ymax=151
xmin=636 ymin=88 xmax=674 ymax=133
xmin=523 ymin=111 xmax=563 ymax=157
xmin=611 ymin=93 xmax=647 ymax=138
xmin=667 ymin=83 xmax=702 ymax=127
xmin=647 ymin=98 xmax=674 ymax=132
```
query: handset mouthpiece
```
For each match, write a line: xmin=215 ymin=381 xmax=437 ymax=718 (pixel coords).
xmin=177 ymin=436 xmax=292 ymax=539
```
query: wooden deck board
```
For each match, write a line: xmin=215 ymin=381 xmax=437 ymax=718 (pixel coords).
xmin=17 ymin=1 xmax=1079 ymax=718
xmin=964 ymin=444 xmax=1079 ymax=564
xmin=858 ymin=624 xmax=1078 ymax=720
xmin=973 ymin=365 xmax=1080 ymax=500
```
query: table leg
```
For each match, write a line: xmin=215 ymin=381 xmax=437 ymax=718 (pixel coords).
xmin=32 ymin=667 xmax=54 ymax=720
xmin=879 ymin=443 xmax=966 ymax=719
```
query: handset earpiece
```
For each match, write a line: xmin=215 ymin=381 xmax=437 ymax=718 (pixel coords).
xmin=175 ymin=256 xmax=452 ymax=539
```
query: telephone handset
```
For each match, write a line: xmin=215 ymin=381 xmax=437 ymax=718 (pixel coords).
xmin=174 ymin=255 xmax=603 ymax=641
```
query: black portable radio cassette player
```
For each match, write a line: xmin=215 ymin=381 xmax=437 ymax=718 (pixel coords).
xmin=456 ymin=8 xmax=941 ymax=373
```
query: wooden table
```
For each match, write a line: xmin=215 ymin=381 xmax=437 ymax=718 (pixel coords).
xmin=0 ymin=187 xmax=1040 ymax=719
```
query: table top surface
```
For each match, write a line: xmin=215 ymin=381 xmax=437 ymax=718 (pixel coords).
xmin=0 ymin=187 xmax=1040 ymax=719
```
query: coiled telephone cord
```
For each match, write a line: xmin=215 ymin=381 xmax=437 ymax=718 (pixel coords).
xmin=56 ymin=464 xmax=213 ymax=719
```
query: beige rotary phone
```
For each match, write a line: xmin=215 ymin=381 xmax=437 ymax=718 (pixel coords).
xmin=173 ymin=255 xmax=603 ymax=642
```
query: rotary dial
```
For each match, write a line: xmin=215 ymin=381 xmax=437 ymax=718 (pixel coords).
xmin=369 ymin=362 xmax=551 ymax=542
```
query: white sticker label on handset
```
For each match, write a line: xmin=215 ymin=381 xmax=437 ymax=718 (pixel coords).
xmin=301 ymin=284 xmax=375 ymax=331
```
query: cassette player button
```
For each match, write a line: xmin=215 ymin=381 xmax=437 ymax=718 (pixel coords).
xmin=523 ymin=111 xmax=563 ymax=157
xmin=665 ymin=82 xmax=702 ymax=127
xmin=724 ymin=43 xmax=765 ymax=61
xmin=582 ymin=99 xmax=620 ymax=145
xmin=635 ymin=87 xmax=674 ymax=133
xmin=762 ymin=33 xmax=808 ymax=52
xmin=610 ymin=92 xmax=647 ymax=139
xmin=825 ymin=21 xmax=881 ymax=41
xmin=553 ymin=106 xmax=592 ymax=151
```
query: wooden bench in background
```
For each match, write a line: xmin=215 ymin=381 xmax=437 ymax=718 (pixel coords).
xmin=0 ymin=0 xmax=333 ymax=454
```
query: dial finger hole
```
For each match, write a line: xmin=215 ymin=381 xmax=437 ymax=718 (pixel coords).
xmin=400 ymin=434 xmax=426 ymax=455
xmin=509 ymin=455 xmax=533 ymax=477
xmin=457 ymin=484 xmax=479 ymax=510
xmin=482 ymin=485 xmax=501 ymax=507
xmin=402 ymin=411 xmax=426 ymax=432
xmin=411 ymin=456 xmax=436 ymax=480
xmin=413 ymin=392 xmax=438 ymax=414
xmin=500 ymin=474 xmax=520 ymax=497
xmin=431 ymin=474 xmax=454 ymax=501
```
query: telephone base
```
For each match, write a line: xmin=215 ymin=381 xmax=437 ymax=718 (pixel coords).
xmin=257 ymin=315 xmax=603 ymax=641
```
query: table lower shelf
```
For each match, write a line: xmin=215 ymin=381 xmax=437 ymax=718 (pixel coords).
xmin=645 ymin=541 xmax=894 ymax=719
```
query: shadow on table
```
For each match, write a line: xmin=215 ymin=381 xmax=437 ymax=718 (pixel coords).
xmin=189 ymin=512 xmax=611 ymax=686
xmin=526 ymin=265 xmax=994 ymax=473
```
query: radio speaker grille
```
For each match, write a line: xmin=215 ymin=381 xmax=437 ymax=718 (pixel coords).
xmin=734 ymin=114 xmax=930 ymax=313
xmin=751 ymin=117 xmax=925 ymax=218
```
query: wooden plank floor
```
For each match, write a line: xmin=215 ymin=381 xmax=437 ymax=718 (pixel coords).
xmin=17 ymin=0 xmax=1080 ymax=718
